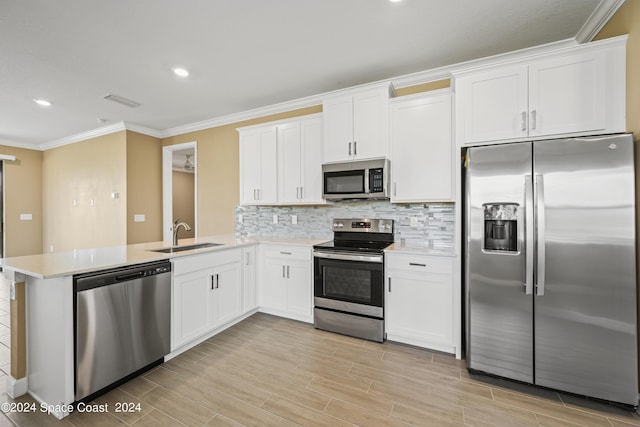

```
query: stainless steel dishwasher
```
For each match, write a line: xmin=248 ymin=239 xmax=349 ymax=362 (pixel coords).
xmin=74 ymin=260 xmax=171 ymax=402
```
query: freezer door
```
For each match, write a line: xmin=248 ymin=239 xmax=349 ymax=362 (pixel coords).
xmin=533 ymin=134 xmax=638 ymax=406
xmin=466 ymin=142 xmax=534 ymax=383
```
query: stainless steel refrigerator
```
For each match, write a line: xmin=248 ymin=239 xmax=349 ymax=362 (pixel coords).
xmin=464 ymin=134 xmax=638 ymax=407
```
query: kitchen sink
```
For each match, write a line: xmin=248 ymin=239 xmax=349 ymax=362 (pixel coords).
xmin=148 ymin=242 xmax=223 ymax=253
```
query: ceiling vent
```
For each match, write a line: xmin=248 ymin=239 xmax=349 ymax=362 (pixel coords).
xmin=103 ymin=93 xmax=141 ymax=108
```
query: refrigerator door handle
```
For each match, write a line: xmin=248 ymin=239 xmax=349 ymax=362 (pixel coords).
xmin=524 ymin=175 xmax=534 ymax=294
xmin=535 ymin=174 xmax=546 ymax=296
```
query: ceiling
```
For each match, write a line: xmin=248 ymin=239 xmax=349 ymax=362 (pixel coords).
xmin=0 ymin=0 xmax=622 ymax=150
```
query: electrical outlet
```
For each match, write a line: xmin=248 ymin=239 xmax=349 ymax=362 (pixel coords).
xmin=134 ymin=214 xmax=145 ymax=222
xmin=410 ymin=217 xmax=419 ymax=227
xmin=273 ymin=214 xmax=278 ymax=224
xmin=238 ymin=214 xmax=243 ymax=224
xmin=291 ymin=215 xmax=298 ymax=225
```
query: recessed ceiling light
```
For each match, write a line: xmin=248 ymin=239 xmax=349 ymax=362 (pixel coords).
xmin=173 ymin=67 xmax=189 ymax=77
xmin=34 ymin=99 xmax=51 ymax=107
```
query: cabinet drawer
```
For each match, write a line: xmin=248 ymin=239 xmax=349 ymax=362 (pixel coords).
xmin=173 ymin=248 xmax=242 ymax=276
xmin=385 ymin=254 xmax=453 ymax=275
xmin=262 ymin=245 xmax=311 ymax=261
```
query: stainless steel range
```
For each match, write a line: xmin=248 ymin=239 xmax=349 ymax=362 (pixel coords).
xmin=313 ymin=218 xmax=394 ymax=342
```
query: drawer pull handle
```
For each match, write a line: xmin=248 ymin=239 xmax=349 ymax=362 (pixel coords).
xmin=280 ymin=251 xmax=292 ymax=255
xmin=409 ymin=263 xmax=427 ymax=267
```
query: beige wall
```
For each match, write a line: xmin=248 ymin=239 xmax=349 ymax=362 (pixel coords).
xmin=1 ymin=146 xmax=43 ymax=257
xmin=172 ymin=171 xmax=195 ymax=239
xmin=595 ymin=1 xmax=640 ymax=138
xmin=43 ymin=131 xmax=127 ymax=252
xmin=395 ymin=79 xmax=451 ymax=97
xmin=162 ymin=105 xmax=322 ymax=236
xmin=126 ymin=131 xmax=163 ymax=244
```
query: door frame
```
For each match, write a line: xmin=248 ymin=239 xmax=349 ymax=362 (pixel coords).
xmin=162 ymin=141 xmax=197 ymax=243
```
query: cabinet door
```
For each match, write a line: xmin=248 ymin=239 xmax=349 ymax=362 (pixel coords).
xmin=386 ymin=269 xmax=453 ymax=351
xmin=242 ymin=246 xmax=257 ymax=312
xmin=260 ymin=258 xmax=288 ymax=311
xmin=278 ymin=122 xmax=303 ymax=203
xmin=172 ymin=269 xmax=211 ymax=349
xmin=257 ymin=127 xmax=278 ymax=204
xmin=300 ymin=117 xmax=324 ymax=203
xmin=239 ymin=131 xmax=260 ymax=205
xmin=528 ymin=50 xmax=606 ymax=137
xmin=353 ymin=89 xmax=389 ymax=159
xmin=210 ymin=260 xmax=243 ymax=328
xmin=390 ymin=92 xmax=453 ymax=202
xmin=323 ymin=96 xmax=353 ymax=163
xmin=460 ymin=65 xmax=528 ymax=144
xmin=285 ymin=260 xmax=312 ymax=320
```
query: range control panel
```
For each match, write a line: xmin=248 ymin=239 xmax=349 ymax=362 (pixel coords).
xmin=332 ymin=218 xmax=394 ymax=234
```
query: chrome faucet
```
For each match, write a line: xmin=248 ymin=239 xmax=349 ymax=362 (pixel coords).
xmin=172 ymin=220 xmax=191 ymax=246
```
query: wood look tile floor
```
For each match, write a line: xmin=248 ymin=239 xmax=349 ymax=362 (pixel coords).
xmin=1 ymin=313 xmax=639 ymax=426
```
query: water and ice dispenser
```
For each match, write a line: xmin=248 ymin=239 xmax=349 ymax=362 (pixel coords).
xmin=483 ymin=203 xmax=518 ymax=252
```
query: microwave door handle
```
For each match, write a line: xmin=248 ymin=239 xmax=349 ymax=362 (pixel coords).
xmin=364 ymin=169 xmax=370 ymax=194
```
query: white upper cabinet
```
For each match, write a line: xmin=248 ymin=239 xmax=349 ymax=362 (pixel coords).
xmin=323 ymin=84 xmax=393 ymax=163
xmin=458 ymin=65 xmax=528 ymax=144
xmin=389 ymin=90 xmax=453 ymax=203
xmin=278 ymin=116 xmax=324 ymax=204
xmin=455 ymin=36 xmax=626 ymax=145
xmin=239 ymin=114 xmax=323 ymax=206
xmin=528 ymin=51 xmax=606 ymax=137
xmin=239 ymin=126 xmax=277 ymax=205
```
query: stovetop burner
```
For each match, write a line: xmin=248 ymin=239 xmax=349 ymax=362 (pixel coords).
xmin=313 ymin=239 xmax=392 ymax=254
xmin=313 ymin=218 xmax=394 ymax=254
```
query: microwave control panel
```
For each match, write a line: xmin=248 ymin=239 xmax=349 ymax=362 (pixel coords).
xmin=369 ymin=168 xmax=384 ymax=193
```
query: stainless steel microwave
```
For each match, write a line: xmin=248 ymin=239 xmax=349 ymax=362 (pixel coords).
xmin=322 ymin=158 xmax=390 ymax=200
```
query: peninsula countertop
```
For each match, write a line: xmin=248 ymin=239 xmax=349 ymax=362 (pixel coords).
xmin=0 ymin=234 xmax=327 ymax=279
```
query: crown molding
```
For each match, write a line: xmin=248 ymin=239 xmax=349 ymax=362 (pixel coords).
xmin=123 ymin=122 xmax=163 ymax=138
xmin=393 ymin=38 xmax=578 ymax=88
xmin=575 ymin=0 xmax=626 ymax=43
xmin=0 ymin=137 xmax=40 ymax=150
xmin=38 ymin=122 xmax=127 ymax=150
xmin=160 ymin=94 xmax=324 ymax=138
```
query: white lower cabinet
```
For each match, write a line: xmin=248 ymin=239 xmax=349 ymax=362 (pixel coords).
xmin=259 ymin=244 xmax=313 ymax=323
xmin=172 ymin=248 xmax=243 ymax=351
xmin=208 ymin=258 xmax=243 ymax=328
xmin=242 ymin=245 xmax=258 ymax=312
xmin=385 ymin=253 xmax=455 ymax=353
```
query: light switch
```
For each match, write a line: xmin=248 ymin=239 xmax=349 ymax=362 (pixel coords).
xmin=20 ymin=213 xmax=32 ymax=221
xmin=134 ymin=214 xmax=145 ymax=222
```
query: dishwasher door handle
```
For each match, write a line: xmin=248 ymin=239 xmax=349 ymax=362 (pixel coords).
xmin=115 ymin=271 xmax=145 ymax=282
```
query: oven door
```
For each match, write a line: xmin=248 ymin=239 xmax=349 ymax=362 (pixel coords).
xmin=313 ymin=251 xmax=384 ymax=318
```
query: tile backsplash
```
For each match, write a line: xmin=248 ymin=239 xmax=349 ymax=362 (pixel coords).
xmin=235 ymin=201 xmax=455 ymax=250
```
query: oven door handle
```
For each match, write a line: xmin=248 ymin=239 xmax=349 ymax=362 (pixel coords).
xmin=313 ymin=251 xmax=383 ymax=263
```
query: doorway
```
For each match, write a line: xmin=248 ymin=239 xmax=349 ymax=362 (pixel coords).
xmin=162 ymin=142 xmax=197 ymax=243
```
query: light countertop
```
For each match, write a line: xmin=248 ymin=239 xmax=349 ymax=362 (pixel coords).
xmin=0 ymin=234 xmax=327 ymax=279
